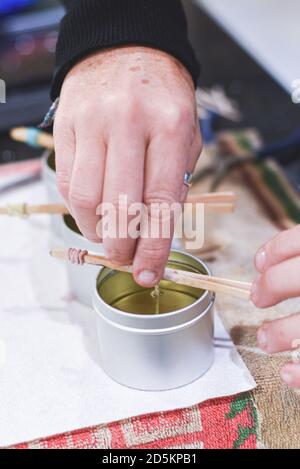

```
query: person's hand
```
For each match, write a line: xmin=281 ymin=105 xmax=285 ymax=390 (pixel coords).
xmin=251 ymin=225 xmax=300 ymax=388
xmin=54 ymin=46 xmax=201 ymax=288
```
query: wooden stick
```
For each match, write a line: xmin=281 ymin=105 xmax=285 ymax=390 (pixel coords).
xmin=187 ymin=191 xmax=237 ymax=204
xmin=50 ymin=248 xmax=252 ymax=300
xmin=203 ymin=203 xmax=235 ymax=213
xmin=169 ymin=268 xmax=251 ymax=290
xmin=51 ymin=248 xmax=133 ymax=272
xmin=0 ymin=203 xmax=69 ymax=216
xmin=0 ymin=196 xmax=236 ymax=217
xmin=164 ymin=268 xmax=251 ymax=300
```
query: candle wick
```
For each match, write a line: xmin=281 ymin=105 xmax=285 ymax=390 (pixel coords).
xmin=151 ymin=284 xmax=162 ymax=315
xmin=151 ymin=284 xmax=161 ymax=298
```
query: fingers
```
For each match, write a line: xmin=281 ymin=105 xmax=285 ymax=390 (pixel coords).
xmin=257 ymin=313 xmax=300 ymax=353
xmin=280 ymin=363 xmax=300 ymax=389
xmin=254 ymin=225 xmax=300 ymax=273
xmin=102 ymin=121 xmax=145 ymax=265
xmin=69 ymin=123 xmax=106 ymax=242
xmin=257 ymin=314 xmax=300 ymax=389
xmin=252 ymin=255 xmax=300 ymax=307
xmin=180 ymin=127 xmax=202 ymax=203
xmin=53 ymin=114 xmax=75 ymax=205
xmin=133 ymin=125 xmax=191 ymax=287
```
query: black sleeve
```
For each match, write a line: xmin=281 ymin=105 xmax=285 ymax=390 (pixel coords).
xmin=51 ymin=0 xmax=200 ymax=100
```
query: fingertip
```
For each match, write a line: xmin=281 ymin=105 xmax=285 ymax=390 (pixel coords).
xmin=255 ymin=247 xmax=266 ymax=272
xmin=251 ymin=277 xmax=263 ymax=307
xmin=257 ymin=326 xmax=269 ymax=352
xmin=134 ymin=270 xmax=159 ymax=288
xmin=280 ymin=363 xmax=300 ymax=388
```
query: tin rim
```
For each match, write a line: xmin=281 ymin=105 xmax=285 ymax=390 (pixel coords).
xmin=93 ymin=294 xmax=214 ymax=335
xmin=41 ymin=150 xmax=56 ymax=180
xmin=93 ymin=250 xmax=214 ymax=326
xmin=63 ymin=214 xmax=85 ymax=244
xmin=62 ymin=214 xmax=104 ymax=258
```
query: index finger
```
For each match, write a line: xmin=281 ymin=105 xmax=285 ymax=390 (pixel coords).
xmin=252 ymin=255 xmax=300 ymax=308
xmin=255 ymin=225 xmax=300 ymax=273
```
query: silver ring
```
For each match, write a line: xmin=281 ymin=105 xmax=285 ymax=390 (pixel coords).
xmin=183 ymin=172 xmax=193 ymax=188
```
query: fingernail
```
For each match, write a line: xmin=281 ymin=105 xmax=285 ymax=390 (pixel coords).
xmin=251 ymin=279 xmax=260 ymax=305
xmin=255 ymin=248 xmax=266 ymax=271
xmin=138 ymin=270 xmax=157 ymax=286
xmin=281 ymin=370 xmax=294 ymax=386
xmin=257 ymin=329 xmax=268 ymax=351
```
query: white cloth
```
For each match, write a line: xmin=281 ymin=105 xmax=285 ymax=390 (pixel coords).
xmin=0 ymin=181 xmax=256 ymax=447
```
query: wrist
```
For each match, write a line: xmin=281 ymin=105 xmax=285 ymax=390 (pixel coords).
xmin=64 ymin=46 xmax=195 ymax=92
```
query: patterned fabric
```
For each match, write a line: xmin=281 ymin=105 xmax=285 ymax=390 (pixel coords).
xmin=13 ymin=394 xmax=258 ymax=449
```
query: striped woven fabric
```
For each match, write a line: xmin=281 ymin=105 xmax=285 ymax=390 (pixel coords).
xmin=13 ymin=394 xmax=258 ymax=449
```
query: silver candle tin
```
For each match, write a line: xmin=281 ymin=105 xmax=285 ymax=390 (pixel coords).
xmin=93 ymin=251 xmax=214 ymax=391
xmin=62 ymin=214 xmax=104 ymax=306
xmin=41 ymin=150 xmax=64 ymax=237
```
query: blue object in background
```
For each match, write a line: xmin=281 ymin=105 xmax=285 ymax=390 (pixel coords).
xmin=200 ymin=111 xmax=217 ymax=145
xmin=0 ymin=0 xmax=37 ymax=16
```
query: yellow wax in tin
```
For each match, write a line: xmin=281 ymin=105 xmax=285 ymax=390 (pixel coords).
xmin=98 ymin=254 xmax=207 ymax=316
xmin=110 ymin=282 xmax=200 ymax=315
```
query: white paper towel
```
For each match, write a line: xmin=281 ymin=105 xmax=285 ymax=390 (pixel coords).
xmin=0 ymin=181 xmax=256 ymax=447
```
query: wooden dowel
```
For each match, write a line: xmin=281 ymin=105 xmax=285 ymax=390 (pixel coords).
xmin=0 ymin=198 xmax=236 ymax=217
xmin=27 ymin=204 xmax=68 ymax=215
xmin=50 ymin=248 xmax=252 ymax=300
xmin=0 ymin=203 xmax=69 ymax=216
xmin=164 ymin=269 xmax=251 ymax=300
xmin=51 ymin=248 xmax=132 ymax=273
xmin=203 ymin=203 xmax=236 ymax=213
xmin=169 ymin=269 xmax=252 ymax=291
xmin=186 ymin=191 xmax=237 ymax=204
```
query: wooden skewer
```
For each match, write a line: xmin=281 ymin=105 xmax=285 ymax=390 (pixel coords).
xmin=203 ymin=203 xmax=235 ymax=213
xmin=187 ymin=191 xmax=237 ymax=204
xmin=51 ymin=248 xmax=133 ymax=272
xmin=50 ymin=248 xmax=252 ymax=300
xmin=0 ymin=194 xmax=236 ymax=217
xmin=170 ymin=268 xmax=251 ymax=290
xmin=164 ymin=269 xmax=251 ymax=300
xmin=0 ymin=203 xmax=69 ymax=216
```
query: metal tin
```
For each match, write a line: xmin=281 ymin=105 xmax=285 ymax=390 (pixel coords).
xmin=41 ymin=150 xmax=64 ymax=237
xmin=93 ymin=251 xmax=214 ymax=391
xmin=62 ymin=214 xmax=104 ymax=306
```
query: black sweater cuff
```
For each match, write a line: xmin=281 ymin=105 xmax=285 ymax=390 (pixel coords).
xmin=51 ymin=0 xmax=200 ymax=100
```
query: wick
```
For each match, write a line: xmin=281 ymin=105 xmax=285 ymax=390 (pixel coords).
xmin=151 ymin=284 xmax=161 ymax=298
xmin=151 ymin=284 xmax=161 ymax=315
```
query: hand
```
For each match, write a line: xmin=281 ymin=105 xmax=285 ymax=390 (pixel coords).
xmin=54 ymin=46 xmax=201 ymax=287
xmin=251 ymin=225 xmax=300 ymax=388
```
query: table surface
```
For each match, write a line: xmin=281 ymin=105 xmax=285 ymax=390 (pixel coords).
xmin=195 ymin=0 xmax=299 ymax=93
xmin=10 ymin=129 xmax=300 ymax=449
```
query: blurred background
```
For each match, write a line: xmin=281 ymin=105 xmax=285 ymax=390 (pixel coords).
xmin=0 ymin=0 xmax=299 ymax=196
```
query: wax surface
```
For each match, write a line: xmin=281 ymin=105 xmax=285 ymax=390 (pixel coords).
xmin=98 ymin=252 xmax=207 ymax=316
xmin=110 ymin=283 xmax=200 ymax=315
